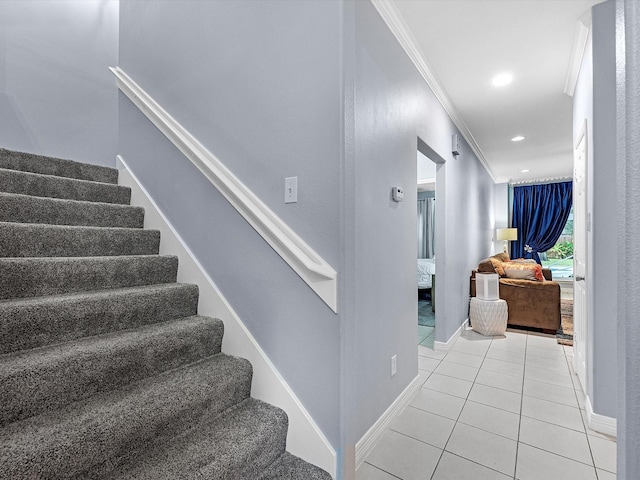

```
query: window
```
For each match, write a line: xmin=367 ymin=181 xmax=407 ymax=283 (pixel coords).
xmin=540 ymin=209 xmax=573 ymax=279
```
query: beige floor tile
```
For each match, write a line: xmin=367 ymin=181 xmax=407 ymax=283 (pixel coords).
xmin=596 ymin=468 xmax=617 ymax=480
xmin=458 ymin=400 xmax=520 ymax=440
xmin=356 ymin=462 xmax=399 ymax=480
xmin=445 ymin=423 xmax=517 ymax=476
xmin=431 ymin=451 xmax=511 ymax=480
xmin=390 ymin=406 xmax=456 ymax=449
xmin=419 ymin=356 xmax=441 ymax=373
xmin=485 ymin=347 xmax=525 ymax=364
xmin=418 ymin=344 xmax=446 ymax=360
xmin=524 ymin=364 xmax=573 ymax=388
xmin=423 ymin=373 xmax=473 ymax=399
xmin=410 ymin=388 xmax=465 ymax=420
xmin=525 ymin=354 xmax=570 ymax=374
xmin=475 ymin=369 xmax=524 ymax=394
xmin=519 ymin=416 xmax=593 ymax=465
xmin=526 ymin=334 xmax=561 ymax=350
xmin=588 ymin=435 xmax=617 ymax=473
xmin=515 ymin=443 xmax=597 ymax=480
xmin=443 ymin=350 xmax=485 ymax=368
xmin=467 ymin=383 xmax=522 ymax=414
xmin=481 ymin=357 xmax=525 ymax=377
xmin=450 ymin=342 xmax=489 ymax=358
xmin=434 ymin=360 xmax=480 ymax=382
xmin=521 ymin=395 xmax=584 ymax=432
xmin=366 ymin=429 xmax=442 ymax=480
xmin=523 ymin=378 xmax=579 ymax=408
xmin=526 ymin=344 xmax=566 ymax=360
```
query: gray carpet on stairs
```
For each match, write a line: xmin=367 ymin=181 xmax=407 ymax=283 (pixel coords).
xmin=0 ymin=255 xmax=179 ymax=299
xmin=0 ymin=167 xmax=131 ymax=204
xmin=0 ymin=148 xmax=332 ymax=479
xmin=0 ymin=192 xmax=144 ymax=228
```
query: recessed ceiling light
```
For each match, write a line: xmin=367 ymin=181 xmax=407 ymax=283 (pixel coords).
xmin=511 ymin=135 xmax=526 ymax=142
xmin=492 ymin=72 xmax=513 ymax=87
xmin=521 ymin=169 xmax=530 ymax=173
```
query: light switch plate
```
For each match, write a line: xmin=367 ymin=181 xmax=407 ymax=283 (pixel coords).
xmin=285 ymin=176 xmax=297 ymax=203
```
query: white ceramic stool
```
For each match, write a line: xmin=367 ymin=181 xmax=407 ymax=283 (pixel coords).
xmin=470 ymin=297 xmax=508 ymax=336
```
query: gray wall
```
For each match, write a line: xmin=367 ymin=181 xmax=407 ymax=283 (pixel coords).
xmin=118 ymin=0 xmax=343 ymax=447
xmin=0 ymin=0 xmax=118 ymax=167
xmin=573 ymin=0 xmax=617 ymax=419
xmin=349 ymin=0 xmax=495 ymax=442
xmin=118 ymin=0 xmax=495 ymax=473
xmin=616 ymin=1 xmax=640 ymax=477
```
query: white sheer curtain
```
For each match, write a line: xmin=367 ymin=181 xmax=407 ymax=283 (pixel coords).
xmin=417 ymin=197 xmax=435 ymax=258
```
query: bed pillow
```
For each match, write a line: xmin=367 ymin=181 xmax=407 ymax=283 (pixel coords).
xmin=501 ymin=262 xmax=545 ymax=281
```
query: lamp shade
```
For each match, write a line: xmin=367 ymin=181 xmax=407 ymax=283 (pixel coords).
xmin=496 ymin=228 xmax=518 ymax=241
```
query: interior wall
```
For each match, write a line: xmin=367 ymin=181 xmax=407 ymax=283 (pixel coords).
xmin=616 ymin=1 xmax=640 ymax=476
xmin=351 ymin=0 xmax=495 ymax=442
xmin=591 ymin=0 xmax=617 ymax=419
xmin=0 ymin=0 xmax=118 ymax=167
xmin=573 ymin=0 xmax=617 ymax=420
xmin=118 ymin=0 xmax=342 ymax=448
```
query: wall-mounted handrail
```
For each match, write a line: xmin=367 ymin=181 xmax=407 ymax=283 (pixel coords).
xmin=110 ymin=66 xmax=338 ymax=312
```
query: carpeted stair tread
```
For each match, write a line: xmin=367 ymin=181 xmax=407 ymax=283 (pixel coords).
xmin=0 ymin=255 xmax=178 ymax=299
xmin=0 ymin=283 xmax=199 ymax=355
xmin=0 ymin=192 xmax=144 ymax=228
xmin=0 ymin=167 xmax=131 ymax=204
xmin=260 ymin=452 xmax=333 ymax=480
xmin=0 ymin=148 xmax=118 ymax=184
xmin=0 ymin=315 xmax=223 ymax=426
xmin=0 ymin=353 xmax=253 ymax=479
xmin=99 ymin=398 xmax=288 ymax=480
xmin=0 ymin=222 xmax=160 ymax=257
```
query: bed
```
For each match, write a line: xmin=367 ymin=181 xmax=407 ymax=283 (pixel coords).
xmin=417 ymin=258 xmax=436 ymax=289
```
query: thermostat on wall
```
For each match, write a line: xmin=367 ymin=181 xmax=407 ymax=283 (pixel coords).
xmin=392 ymin=186 xmax=404 ymax=202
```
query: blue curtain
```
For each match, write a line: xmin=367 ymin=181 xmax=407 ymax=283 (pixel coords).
xmin=510 ymin=181 xmax=573 ymax=263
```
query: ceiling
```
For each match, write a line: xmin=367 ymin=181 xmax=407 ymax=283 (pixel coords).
xmin=387 ymin=0 xmax=604 ymax=184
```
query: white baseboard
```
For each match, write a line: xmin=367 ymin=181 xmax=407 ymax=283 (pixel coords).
xmin=434 ymin=319 xmax=469 ymax=353
xmin=354 ymin=374 xmax=422 ymax=470
xmin=117 ymin=156 xmax=336 ymax=478
xmin=585 ymin=395 xmax=617 ymax=438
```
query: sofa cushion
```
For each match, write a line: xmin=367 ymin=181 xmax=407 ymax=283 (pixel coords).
xmin=502 ymin=262 xmax=545 ymax=281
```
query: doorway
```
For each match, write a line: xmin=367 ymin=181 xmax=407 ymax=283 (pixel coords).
xmin=417 ymin=149 xmax=437 ymax=348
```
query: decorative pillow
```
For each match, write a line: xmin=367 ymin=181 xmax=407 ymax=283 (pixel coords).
xmin=501 ymin=262 xmax=544 ymax=281
xmin=493 ymin=252 xmax=510 ymax=263
xmin=489 ymin=257 xmax=506 ymax=276
xmin=477 ymin=258 xmax=496 ymax=273
xmin=512 ymin=258 xmax=537 ymax=264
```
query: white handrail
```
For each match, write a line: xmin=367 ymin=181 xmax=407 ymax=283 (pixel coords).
xmin=110 ymin=67 xmax=338 ymax=312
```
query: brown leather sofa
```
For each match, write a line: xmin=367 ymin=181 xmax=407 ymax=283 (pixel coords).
xmin=470 ymin=253 xmax=561 ymax=333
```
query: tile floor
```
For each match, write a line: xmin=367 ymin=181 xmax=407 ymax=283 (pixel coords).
xmin=357 ymin=328 xmax=617 ymax=480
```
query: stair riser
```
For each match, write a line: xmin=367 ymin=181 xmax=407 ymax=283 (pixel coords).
xmin=0 ymin=168 xmax=131 ymax=204
xmin=0 ymin=256 xmax=178 ymax=299
xmin=0 ymin=193 xmax=144 ymax=228
xmin=0 ymin=223 xmax=160 ymax=257
xmin=0 ymin=283 xmax=198 ymax=354
xmin=0 ymin=315 xmax=222 ymax=426
xmin=1 ymin=355 xmax=253 ymax=480
xmin=0 ymin=148 xmax=118 ymax=184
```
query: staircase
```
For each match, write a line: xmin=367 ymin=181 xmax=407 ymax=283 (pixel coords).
xmin=0 ymin=148 xmax=331 ymax=479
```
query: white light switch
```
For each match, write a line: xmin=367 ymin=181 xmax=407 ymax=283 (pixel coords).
xmin=285 ymin=176 xmax=297 ymax=203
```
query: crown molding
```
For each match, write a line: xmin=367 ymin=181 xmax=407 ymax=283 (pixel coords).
xmin=564 ymin=12 xmax=592 ymax=97
xmin=370 ymin=0 xmax=496 ymax=182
